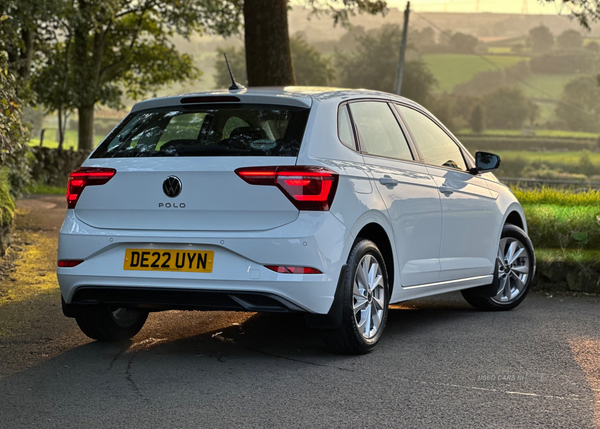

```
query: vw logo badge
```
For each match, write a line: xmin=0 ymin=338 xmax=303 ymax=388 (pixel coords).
xmin=163 ymin=176 xmax=182 ymax=198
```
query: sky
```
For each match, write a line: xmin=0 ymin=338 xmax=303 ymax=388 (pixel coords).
xmin=385 ymin=0 xmax=571 ymax=15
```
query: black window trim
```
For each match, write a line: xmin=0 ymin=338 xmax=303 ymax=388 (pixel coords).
xmin=392 ymin=102 xmax=474 ymax=174
xmin=346 ymin=98 xmax=420 ymax=165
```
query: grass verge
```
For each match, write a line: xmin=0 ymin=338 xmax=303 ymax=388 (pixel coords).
xmin=24 ymin=183 xmax=66 ymax=196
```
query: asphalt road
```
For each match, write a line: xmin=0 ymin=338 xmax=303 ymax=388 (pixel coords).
xmin=0 ymin=196 xmax=598 ymax=429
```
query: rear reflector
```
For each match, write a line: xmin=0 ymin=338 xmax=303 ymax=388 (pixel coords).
xmin=265 ymin=266 xmax=322 ymax=274
xmin=58 ymin=260 xmax=84 ymax=268
xmin=235 ymin=166 xmax=338 ymax=211
xmin=67 ymin=167 xmax=116 ymax=209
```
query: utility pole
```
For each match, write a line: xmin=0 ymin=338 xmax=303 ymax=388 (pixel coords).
xmin=394 ymin=1 xmax=411 ymax=95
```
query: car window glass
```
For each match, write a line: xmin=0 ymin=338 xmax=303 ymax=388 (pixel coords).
xmin=92 ymin=105 xmax=310 ymax=158
xmin=156 ymin=113 xmax=206 ymax=150
xmin=398 ymin=106 xmax=467 ymax=171
xmin=223 ymin=116 xmax=250 ymax=139
xmin=338 ymin=105 xmax=355 ymax=149
xmin=349 ymin=102 xmax=412 ymax=160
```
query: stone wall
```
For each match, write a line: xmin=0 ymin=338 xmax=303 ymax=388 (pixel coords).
xmin=30 ymin=147 xmax=91 ymax=187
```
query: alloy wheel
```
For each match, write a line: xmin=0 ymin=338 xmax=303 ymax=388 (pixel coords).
xmin=491 ymin=237 xmax=531 ymax=304
xmin=353 ymin=254 xmax=386 ymax=339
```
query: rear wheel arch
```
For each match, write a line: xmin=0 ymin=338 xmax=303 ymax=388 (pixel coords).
xmin=355 ymin=223 xmax=395 ymax=298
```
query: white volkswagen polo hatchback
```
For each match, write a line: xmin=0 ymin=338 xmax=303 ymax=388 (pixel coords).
xmin=57 ymin=87 xmax=535 ymax=354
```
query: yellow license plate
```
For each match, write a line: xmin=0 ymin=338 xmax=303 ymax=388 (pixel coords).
xmin=123 ymin=249 xmax=214 ymax=273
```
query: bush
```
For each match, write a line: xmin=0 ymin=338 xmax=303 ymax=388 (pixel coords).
xmin=512 ymin=187 xmax=600 ymax=206
xmin=523 ymin=204 xmax=600 ymax=250
xmin=0 ymin=177 xmax=15 ymax=227
xmin=481 ymin=87 xmax=532 ymax=129
xmin=469 ymin=104 xmax=484 ymax=133
xmin=530 ymin=51 xmax=598 ymax=74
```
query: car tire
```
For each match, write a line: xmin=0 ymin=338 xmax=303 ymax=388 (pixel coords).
xmin=323 ymin=239 xmax=389 ymax=354
xmin=75 ymin=305 xmax=149 ymax=342
xmin=462 ymin=224 xmax=535 ymax=311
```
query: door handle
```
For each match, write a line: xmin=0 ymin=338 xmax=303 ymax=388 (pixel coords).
xmin=439 ymin=185 xmax=454 ymax=196
xmin=379 ymin=176 xmax=399 ymax=187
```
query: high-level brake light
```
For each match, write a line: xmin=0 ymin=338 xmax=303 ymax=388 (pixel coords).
xmin=235 ymin=166 xmax=338 ymax=211
xmin=67 ymin=168 xmax=116 ymax=209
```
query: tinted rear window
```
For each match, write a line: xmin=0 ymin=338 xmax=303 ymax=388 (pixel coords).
xmin=91 ymin=104 xmax=310 ymax=158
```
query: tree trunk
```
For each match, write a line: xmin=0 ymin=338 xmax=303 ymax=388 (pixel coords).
xmin=243 ymin=0 xmax=295 ymax=87
xmin=19 ymin=28 xmax=34 ymax=81
xmin=57 ymin=106 xmax=65 ymax=150
xmin=78 ymin=104 xmax=94 ymax=151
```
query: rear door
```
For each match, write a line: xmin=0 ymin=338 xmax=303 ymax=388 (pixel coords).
xmin=348 ymin=101 xmax=442 ymax=287
xmin=76 ymin=104 xmax=310 ymax=232
xmin=396 ymin=105 xmax=497 ymax=282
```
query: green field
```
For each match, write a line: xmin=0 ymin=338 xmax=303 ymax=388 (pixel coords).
xmin=515 ymin=73 xmax=578 ymax=100
xmin=423 ymin=54 xmax=526 ymax=92
xmin=29 ymin=129 xmax=106 ymax=150
xmin=486 ymin=46 xmax=513 ymax=54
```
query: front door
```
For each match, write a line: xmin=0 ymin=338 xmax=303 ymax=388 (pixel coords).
xmin=396 ymin=105 xmax=497 ymax=282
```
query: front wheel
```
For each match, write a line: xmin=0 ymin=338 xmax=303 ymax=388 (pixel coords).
xmin=323 ymin=239 xmax=390 ymax=354
xmin=462 ymin=224 xmax=535 ymax=311
xmin=75 ymin=305 xmax=149 ymax=342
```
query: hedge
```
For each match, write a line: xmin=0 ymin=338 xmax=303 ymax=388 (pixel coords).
xmin=458 ymin=135 xmax=598 ymax=152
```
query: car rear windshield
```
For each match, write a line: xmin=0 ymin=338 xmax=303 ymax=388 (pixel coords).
xmin=91 ymin=104 xmax=310 ymax=158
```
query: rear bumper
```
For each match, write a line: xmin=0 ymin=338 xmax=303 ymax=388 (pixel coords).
xmin=57 ymin=211 xmax=352 ymax=314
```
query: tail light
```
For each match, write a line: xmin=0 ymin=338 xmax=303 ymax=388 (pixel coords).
xmin=265 ymin=265 xmax=322 ymax=274
xmin=235 ymin=166 xmax=338 ymax=211
xmin=67 ymin=167 xmax=116 ymax=209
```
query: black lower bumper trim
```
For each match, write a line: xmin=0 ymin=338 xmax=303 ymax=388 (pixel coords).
xmin=67 ymin=287 xmax=305 ymax=315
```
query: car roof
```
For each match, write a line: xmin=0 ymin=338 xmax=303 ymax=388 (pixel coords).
xmin=130 ymin=86 xmax=422 ymax=112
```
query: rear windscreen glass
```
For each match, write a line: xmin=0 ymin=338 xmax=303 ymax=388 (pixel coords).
xmin=91 ymin=104 xmax=310 ymax=158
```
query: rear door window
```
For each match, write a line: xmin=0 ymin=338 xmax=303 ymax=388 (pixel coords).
xmin=349 ymin=101 xmax=413 ymax=161
xmin=92 ymin=105 xmax=310 ymax=158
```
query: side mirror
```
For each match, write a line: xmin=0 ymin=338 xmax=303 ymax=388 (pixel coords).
xmin=474 ymin=151 xmax=501 ymax=173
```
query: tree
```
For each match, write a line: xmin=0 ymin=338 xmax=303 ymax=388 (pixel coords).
xmin=585 ymin=41 xmax=600 ymax=53
xmin=214 ymin=46 xmax=248 ymax=88
xmin=336 ymin=26 xmax=366 ymax=52
xmin=511 ymin=43 xmax=525 ymax=53
xmin=242 ymin=0 xmax=386 ymax=87
xmin=555 ymin=75 xmax=600 ymax=132
xmin=0 ymin=56 xmax=31 ymax=194
xmin=41 ymin=0 xmax=242 ymax=151
xmin=243 ymin=0 xmax=293 ymax=87
xmin=544 ymin=0 xmax=600 ymax=30
xmin=481 ymin=87 xmax=531 ymax=129
xmin=214 ymin=36 xmax=336 ymax=88
xmin=528 ymin=25 xmax=554 ymax=52
xmin=557 ymin=29 xmax=584 ymax=49
xmin=449 ymin=32 xmax=479 ymax=54
xmin=527 ymin=100 xmax=540 ymax=127
xmin=31 ymin=42 xmax=75 ymax=149
xmin=335 ymin=24 xmax=438 ymax=106
xmin=0 ymin=0 xmax=60 ymax=83
xmin=470 ymin=104 xmax=485 ymax=133
xmin=290 ymin=37 xmax=336 ymax=86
